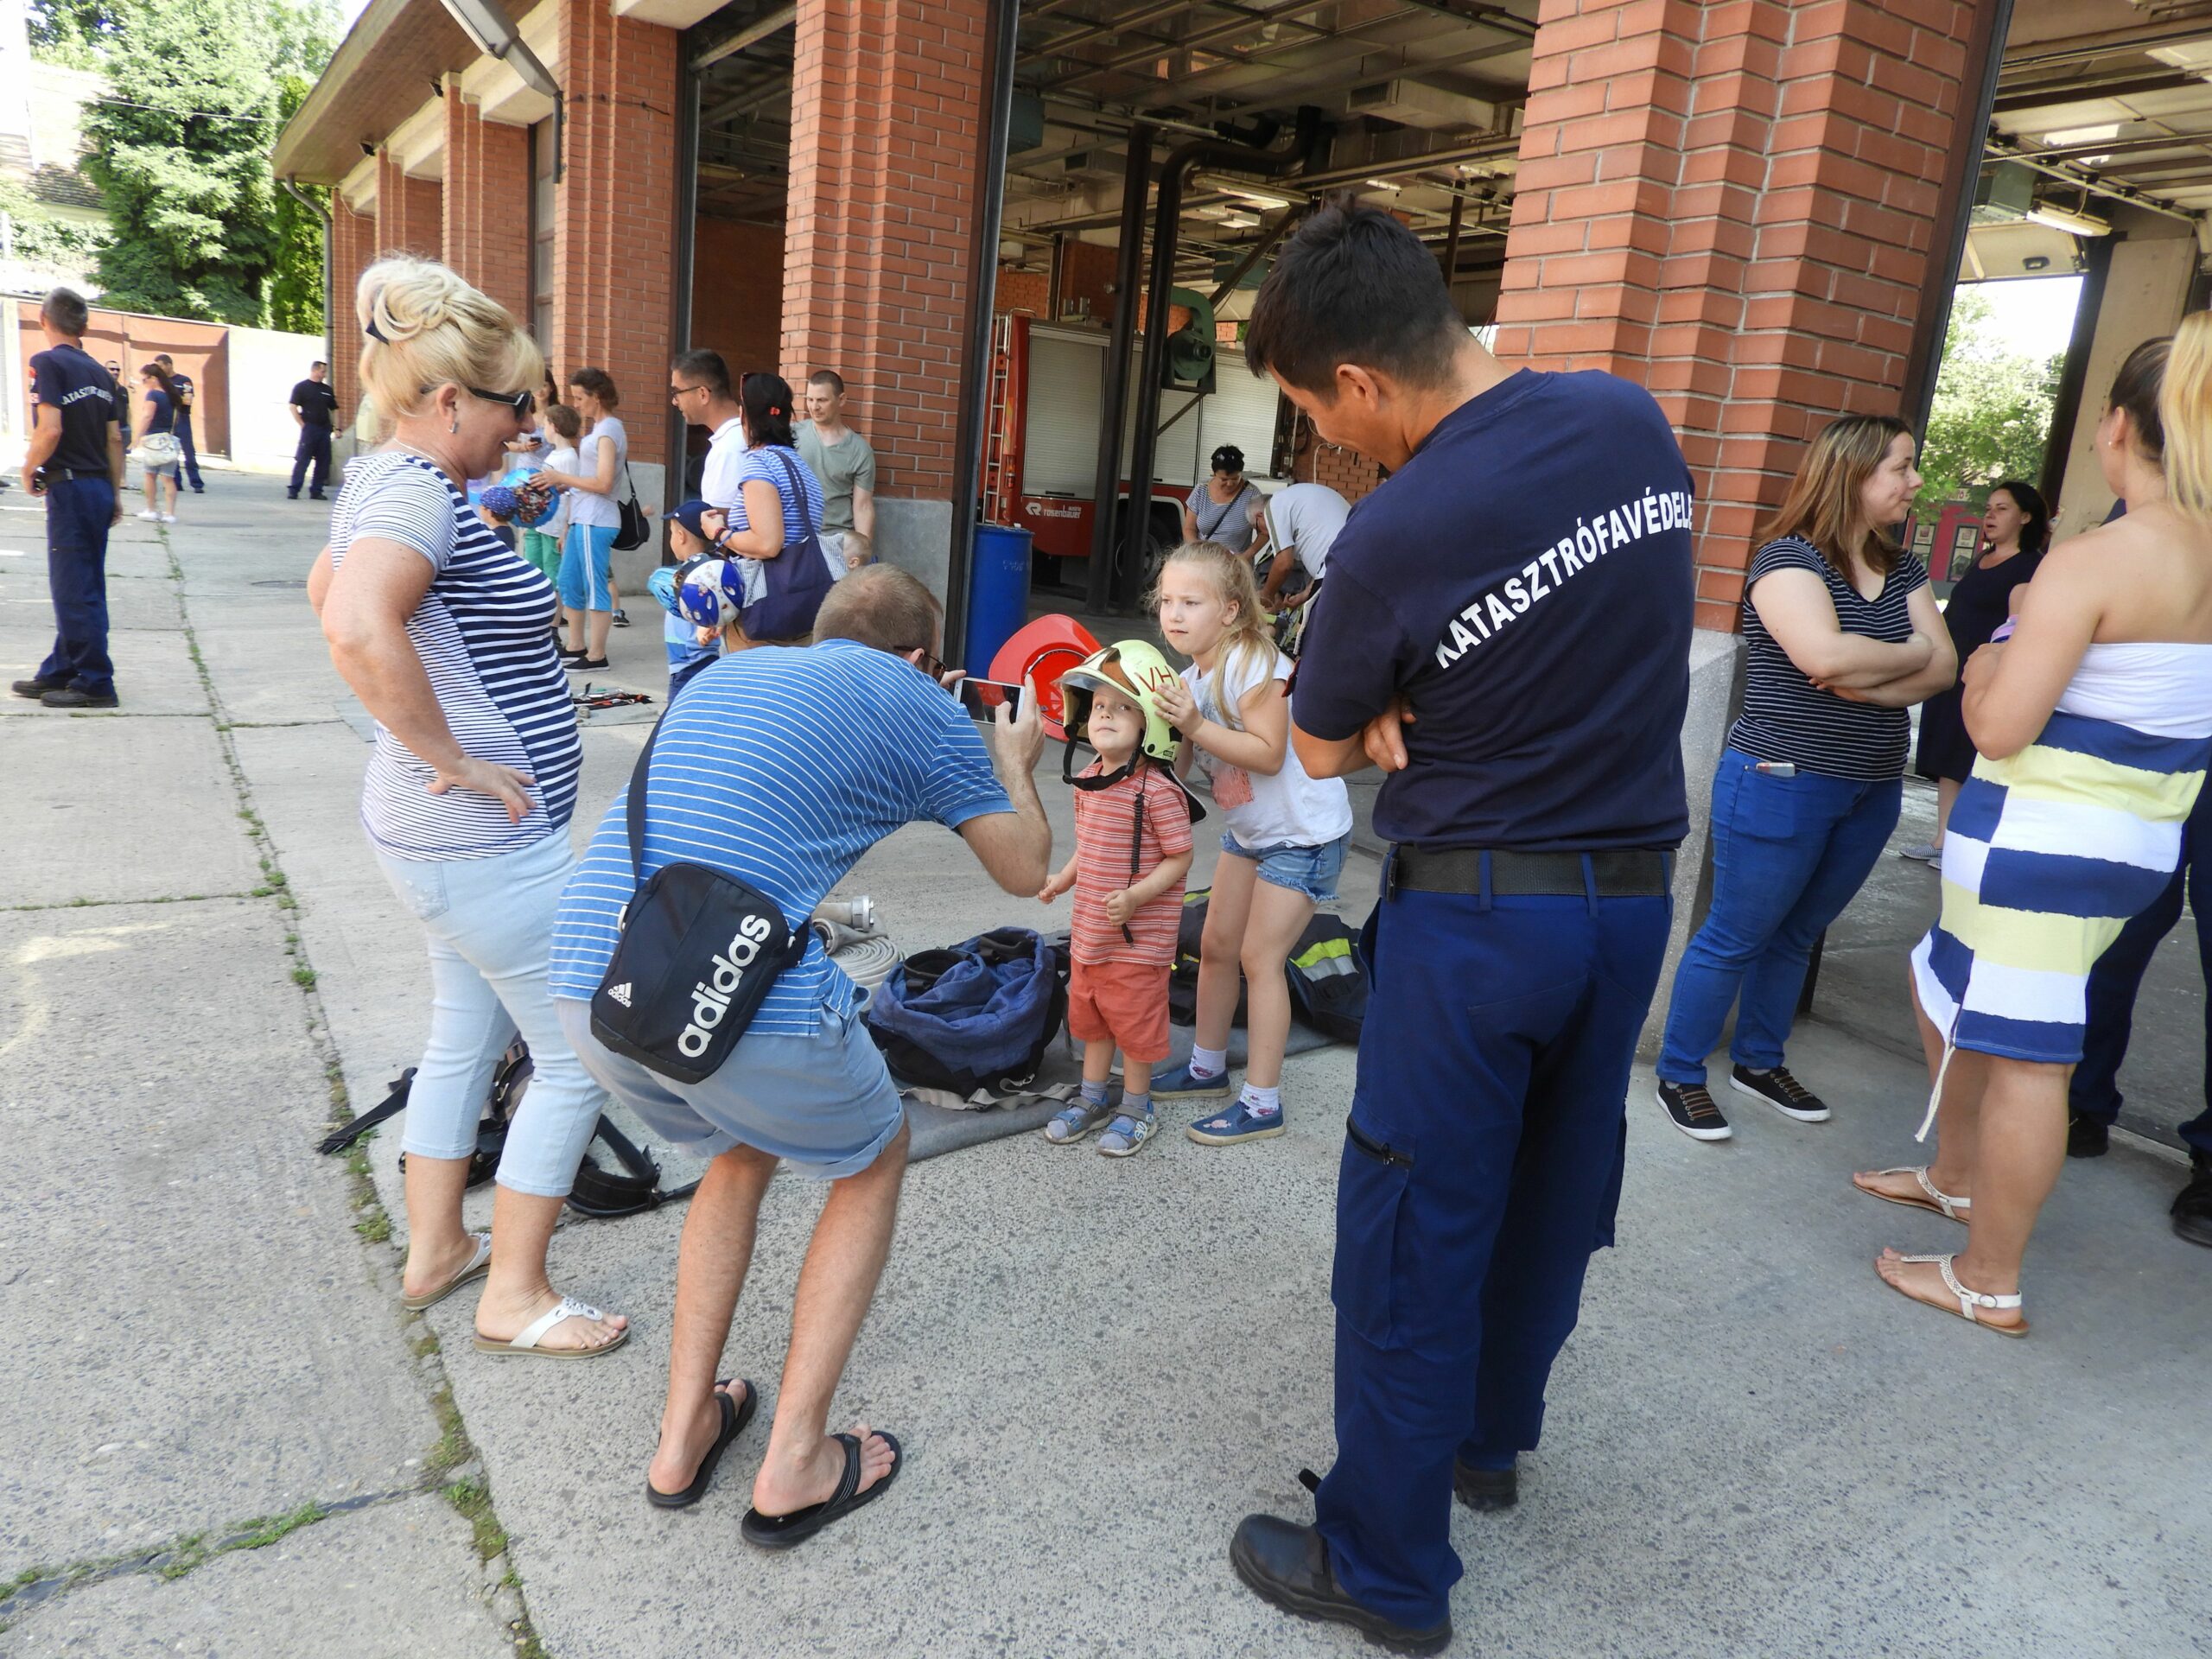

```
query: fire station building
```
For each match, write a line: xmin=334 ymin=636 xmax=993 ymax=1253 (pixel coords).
xmin=277 ymin=0 xmax=2212 ymax=642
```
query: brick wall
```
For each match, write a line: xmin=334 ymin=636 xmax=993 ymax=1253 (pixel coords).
xmin=1307 ymin=441 xmax=1383 ymax=505
xmin=995 ymin=265 xmax=1049 ymax=315
xmin=1492 ymin=0 xmax=1975 ymax=631
xmin=1058 ymin=238 xmax=1118 ymax=327
xmin=374 ymin=149 xmax=442 ymax=260
xmin=442 ymin=83 xmax=531 ymax=326
xmin=551 ymin=0 xmax=679 ymax=463
xmin=783 ymin=0 xmax=986 ymax=499
xmin=328 ymin=198 xmax=377 ymax=429
xmin=693 ymin=216 xmax=785 ymax=385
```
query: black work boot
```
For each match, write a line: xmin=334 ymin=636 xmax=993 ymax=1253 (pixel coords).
xmin=1230 ymin=1515 xmax=1451 ymax=1655
xmin=2173 ymin=1153 xmax=2212 ymax=1249
xmin=1453 ymin=1457 xmax=1518 ymax=1512
xmin=2067 ymin=1115 xmax=2110 ymax=1158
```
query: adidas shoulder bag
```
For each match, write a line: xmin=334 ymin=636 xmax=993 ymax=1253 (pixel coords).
xmin=589 ymin=711 xmax=808 ymax=1084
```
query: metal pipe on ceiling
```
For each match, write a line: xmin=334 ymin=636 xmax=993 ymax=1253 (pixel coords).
xmin=1985 ymin=137 xmax=2198 ymax=221
xmin=1031 ymin=0 xmax=1222 ymax=59
xmin=690 ymin=5 xmax=797 ymax=72
xmin=1996 ymin=10 xmax=2212 ymax=73
xmin=1174 ymin=32 xmax=1531 ymax=116
xmin=1042 ymin=0 xmax=1442 ymax=91
xmin=1207 ymin=200 xmax=1301 ymax=304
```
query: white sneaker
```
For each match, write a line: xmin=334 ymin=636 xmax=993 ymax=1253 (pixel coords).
xmin=137 ymin=509 xmax=159 ymax=519
xmin=159 ymin=512 xmax=177 ymax=524
xmin=1899 ymin=842 xmax=1941 ymax=863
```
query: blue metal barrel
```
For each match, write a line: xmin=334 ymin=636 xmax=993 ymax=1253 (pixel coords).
xmin=966 ymin=523 xmax=1034 ymax=679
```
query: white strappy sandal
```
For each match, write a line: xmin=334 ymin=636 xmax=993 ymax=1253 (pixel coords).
xmin=1878 ymin=1252 xmax=2027 ymax=1338
xmin=1853 ymin=1166 xmax=1971 ymax=1223
xmin=474 ymin=1296 xmax=629 ymax=1359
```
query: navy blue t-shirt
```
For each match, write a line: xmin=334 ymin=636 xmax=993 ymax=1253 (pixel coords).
xmin=31 ymin=344 xmax=119 ymax=474
xmin=1292 ymin=368 xmax=1694 ymax=852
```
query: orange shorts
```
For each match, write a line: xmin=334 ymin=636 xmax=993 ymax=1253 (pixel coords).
xmin=1066 ymin=957 xmax=1173 ymax=1065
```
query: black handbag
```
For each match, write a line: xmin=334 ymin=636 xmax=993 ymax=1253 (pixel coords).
xmin=613 ymin=460 xmax=650 ymax=551
xmin=737 ymin=450 xmax=835 ymax=641
xmin=588 ymin=709 xmax=809 ymax=1083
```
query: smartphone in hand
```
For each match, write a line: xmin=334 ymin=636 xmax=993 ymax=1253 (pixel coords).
xmin=959 ymin=677 xmax=1026 ymax=721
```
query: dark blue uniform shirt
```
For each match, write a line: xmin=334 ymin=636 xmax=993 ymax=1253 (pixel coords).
xmin=1292 ymin=368 xmax=1694 ymax=852
xmin=31 ymin=344 xmax=118 ymax=474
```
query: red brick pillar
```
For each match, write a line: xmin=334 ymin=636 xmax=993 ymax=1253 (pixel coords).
xmin=782 ymin=0 xmax=986 ymax=500
xmin=442 ymin=82 xmax=533 ymax=325
xmin=329 ymin=197 xmax=378 ymax=429
xmin=374 ymin=149 xmax=443 ymax=262
xmin=550 ymin=0 xmax=678 ymax=464
xmin=1492 ymin=0 xmax=1978 ymax=630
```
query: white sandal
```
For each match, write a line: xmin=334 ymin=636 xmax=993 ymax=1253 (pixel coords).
xmin=1853 ymin=1166 xmax=1971 ymax=1222
xmin=1879 ymin=1252 xmax=2027 ymax=1338
xmin=474 ymin=1295 xmax=629 ymax=1359
xmin=399 ymin=1231 xmax=493 ymax=1312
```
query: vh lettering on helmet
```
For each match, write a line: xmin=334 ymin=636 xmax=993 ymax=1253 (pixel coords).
xmin=678 ymin=912 xmax=777 ymax=1058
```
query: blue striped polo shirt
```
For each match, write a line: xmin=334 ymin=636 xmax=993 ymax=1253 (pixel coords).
xmin=331 ymin=450 xmax=582 ymax=859
xmin=548 ymin=639 xmax=1014 ymax=1033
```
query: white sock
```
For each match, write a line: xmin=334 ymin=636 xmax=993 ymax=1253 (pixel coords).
xmin=1190 ymin=1045 xmax=1228 ymax=1079
xmin=1243 ymin=1084 xmax=1281 ymax=1117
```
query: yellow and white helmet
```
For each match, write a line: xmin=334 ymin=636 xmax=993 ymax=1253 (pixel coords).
xmin=1057 ymin=639 xmax=1183 ymax=766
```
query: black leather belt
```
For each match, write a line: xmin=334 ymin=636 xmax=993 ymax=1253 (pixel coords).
xmin=42 ymin=467 xmax=107 ymax=482
xmin=1390 ymin=846 xmax=1671 ymax=898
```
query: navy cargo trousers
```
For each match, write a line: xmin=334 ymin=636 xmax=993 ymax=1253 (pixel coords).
xmin=1314 ymin=861 xmax=1671 ymax=1631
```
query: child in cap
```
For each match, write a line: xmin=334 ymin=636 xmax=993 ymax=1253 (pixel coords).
xmin=1036 ymin=641 xmax=1198 ymax=1156
xmin=647 ymin=501 xmax=733 ymax=702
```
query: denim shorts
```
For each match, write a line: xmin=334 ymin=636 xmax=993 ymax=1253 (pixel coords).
xmin=1220 ymin=830 xmax=1349 ymax=903
xmin=556 ymin=998 xmax=904 ymax=1180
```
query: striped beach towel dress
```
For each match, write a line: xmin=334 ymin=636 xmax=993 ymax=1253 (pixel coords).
xmin=1910 ymin=642 xmax=2212 ymax=1080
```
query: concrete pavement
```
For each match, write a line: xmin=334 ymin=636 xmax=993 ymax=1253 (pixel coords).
xmin=3 ymin=468 xmax=2208 ymax=1656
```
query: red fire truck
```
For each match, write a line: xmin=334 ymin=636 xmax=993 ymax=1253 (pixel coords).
xmin=982 ymin=312 xmax=1288 ymax=579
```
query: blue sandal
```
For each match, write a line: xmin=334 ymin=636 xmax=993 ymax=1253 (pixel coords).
xmin=1186 ymin=1099 xmax=1287 ymax=1146
xmin=1097 ymin=1109 xmax=1156 ymax=1158
xmin=1043 ymin=1098 xmax=1115 ymax=1144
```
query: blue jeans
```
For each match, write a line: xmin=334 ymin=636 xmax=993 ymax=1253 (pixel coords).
xmin=38 ymin=474 xmax=117 ymax=696
xmin=1656 ymin=750 xmax=1902 ymax=1086
xmin=1316 ymin=873 xmax=1671 ymax=1630
xmin=2073 ymin=783 xmax=2212 ymax=1154
xmin=374 ymin=829 xmax=607 ymax=1197
xmin=175 ymin=416 xmax=202 ymax=491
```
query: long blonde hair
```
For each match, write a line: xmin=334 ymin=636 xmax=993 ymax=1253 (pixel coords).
xmin=1757 ymin=413 xmax=1910 ymax=577
xmin=1158 ymin=539 xmax=1277 ymax=730
xmin=356 ymin=255 xmax=542 ymax=424
xmin=2161 ymin=314 xmax=2212 ymax=527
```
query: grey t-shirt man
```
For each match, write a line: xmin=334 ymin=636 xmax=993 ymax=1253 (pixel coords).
xmin=795 ymin=420 xmax=878 ymax=537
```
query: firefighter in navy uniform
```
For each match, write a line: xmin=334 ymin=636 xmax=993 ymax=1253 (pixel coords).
xmin=1225 ymin=205 xmax=1696 ymax=1654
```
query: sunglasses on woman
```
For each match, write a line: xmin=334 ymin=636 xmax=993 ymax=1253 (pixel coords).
xmin=468 ymin=386 xmax=536 ymax=416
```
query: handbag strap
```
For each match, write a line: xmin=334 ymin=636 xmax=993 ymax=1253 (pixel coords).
xmin=624 ymin=707 xmax=670 ymax=887
xmin=621 ymin=457 xmax=639 ymax=507
xmin=765 ymin=448 xmax=817 ymax=543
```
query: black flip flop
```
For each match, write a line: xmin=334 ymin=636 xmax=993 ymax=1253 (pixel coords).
xmin=740 ymin=1430 xmax=903 ymax=1549
xmin=645 ymin=1379 xmax=757 ymax=1510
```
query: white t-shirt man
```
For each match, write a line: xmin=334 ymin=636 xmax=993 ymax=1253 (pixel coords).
xmin=1180 ymin=647 xmax=1352 ymax=850
xmin=569 ymin=416 xmax=627 ymax=531
xmin=699 ymin=415 xmax=747 ymax=512
xmin=1262 ymin=481 xmax=1351 ymax=583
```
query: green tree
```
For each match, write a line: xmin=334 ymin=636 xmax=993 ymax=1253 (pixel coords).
xmin=1918 ymin=286 xmax=2065 ymax=511
xmin=267 ymin=73 xmax=327 ymax=334
xmin=81 ymin=0 xmax=282 ymax=321
xmin=27 ymin=0 xmax=118 ymax=65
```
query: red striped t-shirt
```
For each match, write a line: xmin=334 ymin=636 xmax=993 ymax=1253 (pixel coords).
xmin=1070 ymin=761 xmax=1193 ymax=966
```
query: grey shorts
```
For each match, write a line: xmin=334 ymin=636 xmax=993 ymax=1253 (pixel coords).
xmin=556 ymin=997 xmax=904 ymax=1179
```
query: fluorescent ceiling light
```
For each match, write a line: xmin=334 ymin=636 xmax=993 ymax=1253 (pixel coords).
xmin=2150 ymin=38 xmax=2212 ymax=73
xmin=1363 ymin=177 xmax=1402 ymax=191
xmin=1228 ymin=187 xmax=1294 ymax=209
xmin=2027 ymin=203 xmax=2112 ymax=237
xmin=2042 ymin=122 xmax=2120 ymax=148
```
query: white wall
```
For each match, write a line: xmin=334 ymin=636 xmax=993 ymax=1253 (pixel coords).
xmin=226 ymin=325 xmax=329 ymax=473
xmin=2052 ymin=232 xmax=2196 ymax=537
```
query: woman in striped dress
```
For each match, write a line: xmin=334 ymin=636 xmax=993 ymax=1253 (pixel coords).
xmin=1857 ymin=325 xmax=2212 ymax=1335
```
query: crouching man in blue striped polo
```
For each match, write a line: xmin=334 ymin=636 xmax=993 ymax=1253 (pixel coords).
xmin=546 ymin=566 xmax=1050 ymax=1547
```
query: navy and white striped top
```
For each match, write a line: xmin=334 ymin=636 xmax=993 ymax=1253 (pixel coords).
xmin=330 ymin=450 xmax=582 ymax=859
xmin=548 ymin=639 xmax=1012 ymax=1033
xmin=727 ymin=444 xmax=827 ymax=605
xmin=1728 ymin=536 xmax=1929 ymax=781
